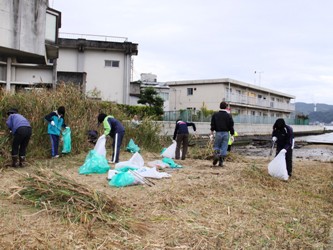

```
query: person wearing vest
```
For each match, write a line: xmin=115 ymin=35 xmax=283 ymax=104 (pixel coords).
xmin=44 ymin=106 xmax=67 ymax=158
xmin=98 ymin=113 xmax=125 ymax=163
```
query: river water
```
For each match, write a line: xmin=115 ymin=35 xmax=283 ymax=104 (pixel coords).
xmin=296 ymin=126 xmax=333 ymax=144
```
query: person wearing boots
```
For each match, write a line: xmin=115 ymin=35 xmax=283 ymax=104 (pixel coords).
xmin=5 ymin=108 xmax=32 ymax=167
xmin=272 ymin=118 xmax=294 ymax=177
xmin=173 ymin=119 xmax=196 ymax=160
xmin=210 ymin=101 xmax=234 ymax=167
xmin=98 ymin=113 xmax=125 ymax=163
xmin=44 ymin=106 xmax=67 ymax=158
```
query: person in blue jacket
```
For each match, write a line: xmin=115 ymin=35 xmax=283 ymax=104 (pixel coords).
xmin=272 ymin=118 xmax=294 ymax=177
xmin=173 ymin=119 xmax=196 ymax=160
xmin=6 ymin=108 xmax=32 ymax=167
xmin=44 ymin=106 xmax=67 ymax=158
xmin=98 ymin=113 xmax=125 ymax=163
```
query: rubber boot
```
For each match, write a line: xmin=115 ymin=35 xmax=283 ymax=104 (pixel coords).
xmin=12 ymin=155 xmax=19 ymax=168
xmin=218 ymin=156 xmax=224 ymax=167
xmin=19 ymin=156 xmax=26 ymax=167
xmin=213 ymin=150 xmax=220 ymax=166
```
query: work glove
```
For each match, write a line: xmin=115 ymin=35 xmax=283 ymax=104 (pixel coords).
xmin=272 ymin=136 xmax=277 ymax=142
xmin=230 ymin=136 xmax=235 ymax=143
xmin=280 ymin=149 xmax=287 ymax=154
xmin=209 ymin=134 xmax=214 ymax=141
xmin=50 ymin=121 xmax=55 ymax=126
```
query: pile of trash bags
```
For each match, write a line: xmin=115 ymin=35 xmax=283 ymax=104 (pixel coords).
xmin=78 ymin=137 xmax=181 ymax=188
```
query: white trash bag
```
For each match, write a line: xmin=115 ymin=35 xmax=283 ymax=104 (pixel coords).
xmin=268 ymin=149 xmax=289 ymax=181
xmin=115 ymin=152 xmax=144 ymax=169
xmin=94 ymin=134 xmax=107 ymax=157
xmin=161 ymin=140 xmax=181 ymax=159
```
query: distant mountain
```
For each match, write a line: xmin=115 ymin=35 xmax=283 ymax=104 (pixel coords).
xmin=295 ymin=102 xmax=333 ymax=124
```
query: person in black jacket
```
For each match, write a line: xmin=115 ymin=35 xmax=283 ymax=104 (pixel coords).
xmin=272 ymin=118 xmax=294 ymax=177
xmin=210 ymin=101 xmax=234 ymax=167
xmin=173 ymin=119 xmax=196 ymax=160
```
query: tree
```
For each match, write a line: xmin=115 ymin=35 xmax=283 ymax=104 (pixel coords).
xmin=137 ymin=87 xmax=164 ymax=116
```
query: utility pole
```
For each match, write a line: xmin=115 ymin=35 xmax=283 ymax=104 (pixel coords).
xmin=254 ymin=71 xmax=264 ymax=87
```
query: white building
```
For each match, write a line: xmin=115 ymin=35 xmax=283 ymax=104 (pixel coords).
xmin=167 ymin=78 xmax=295 ymax=120
xmin=0 ymin=1 xmax=138 ymax=105
xmin=130 ymin=73 xmax=170 ymax=111
xmin=57 ymin=35 xmax=138 ymax=104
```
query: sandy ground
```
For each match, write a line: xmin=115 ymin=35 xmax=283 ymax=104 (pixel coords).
xmin=234 ymin=143 xmax=333 ymax=162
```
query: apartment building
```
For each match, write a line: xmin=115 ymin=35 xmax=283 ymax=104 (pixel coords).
xmin=0 ymin=1 xmax=138 ymax=105
xmin=167 ymin=78 xmax=295 ymax=121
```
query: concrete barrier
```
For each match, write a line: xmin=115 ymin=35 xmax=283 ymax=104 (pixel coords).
xmin=156 ymin=121 xmax=325 ymax=137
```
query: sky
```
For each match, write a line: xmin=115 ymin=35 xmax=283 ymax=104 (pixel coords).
xmin=51 ymin=0 xmax=333 ymax=105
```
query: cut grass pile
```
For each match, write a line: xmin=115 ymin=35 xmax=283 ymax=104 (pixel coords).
xmin=11 ymin=169 xmax=118 ymax=225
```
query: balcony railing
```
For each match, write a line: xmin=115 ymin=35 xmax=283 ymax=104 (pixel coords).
xmin=227 ymin=93 xmax=295 ymax=111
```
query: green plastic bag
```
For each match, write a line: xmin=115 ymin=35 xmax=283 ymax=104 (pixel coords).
xmin=109 ymin=172 xmax=135 ymax=187
xmin=62 ymin=127 xmax=71 ymax=154
xmin=126 ymin=139 xmax=140 ymax=153
xmin=79 ymin=150 xmax=110 ymax=174
xmin=162 ymin=157 xmax=183 ymax=168
xmin=116 ymin=166 xmax=138 ymax=172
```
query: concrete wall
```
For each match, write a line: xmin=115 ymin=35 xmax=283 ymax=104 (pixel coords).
xmin=15 ymin=67 xmax=52 ymax=84
xmin=0 ymin=0 xmax=48 ymax=56
xmin=57 ymin=48 xmax=126 ymax=103
xmin=157 ymin=121 xmax=325 ymax=137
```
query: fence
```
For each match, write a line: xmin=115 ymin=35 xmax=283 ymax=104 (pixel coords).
xmin=163 ymin=110 xmax=306 ymax=125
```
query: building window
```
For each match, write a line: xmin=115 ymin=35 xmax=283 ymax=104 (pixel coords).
xmin=187 ymin=88 xmax=193 ymax=96
xmin=105 ymin=60 xmax=120 ymax=67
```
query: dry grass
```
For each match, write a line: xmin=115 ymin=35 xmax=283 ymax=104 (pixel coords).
xmin=0 ymin=149 xmax=332 ymax=249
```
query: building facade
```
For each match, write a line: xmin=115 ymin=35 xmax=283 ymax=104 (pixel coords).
xmin=57 ymin=36 xmax=138 ymax=104
xmin=0 ymin=1 xmax=138 ymax=105
xmin=0 ymin=0 xmax=61 ymax=91
xmin=130 ymin=73 xmax=170 ymax=111
xmin=167 ymin=78 xmax=295 ymax=121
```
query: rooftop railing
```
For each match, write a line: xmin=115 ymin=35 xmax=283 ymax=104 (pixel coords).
xmin=59 ymin=32 xmax=128 ymax=43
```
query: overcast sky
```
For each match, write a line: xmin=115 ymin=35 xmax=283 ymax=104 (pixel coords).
xmin=52 ymin=0 xmax=333 ymax=105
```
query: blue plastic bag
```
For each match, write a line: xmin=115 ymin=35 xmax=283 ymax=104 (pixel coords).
xmin=126 ymin=139 xmax=140 ymax=153
xmin=79 ymin=150 xmax=110 ymax=174
xmin=109 ymin=172 xmax=135 ymax=187
xmin=62 ymin=127 xmax=71 ymax=154
xmin=162 ymin=157 xmax=183 ymax=168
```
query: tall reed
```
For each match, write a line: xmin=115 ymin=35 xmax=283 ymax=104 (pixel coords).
xmin=0 ymin=84 xmax=163 ymax=162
